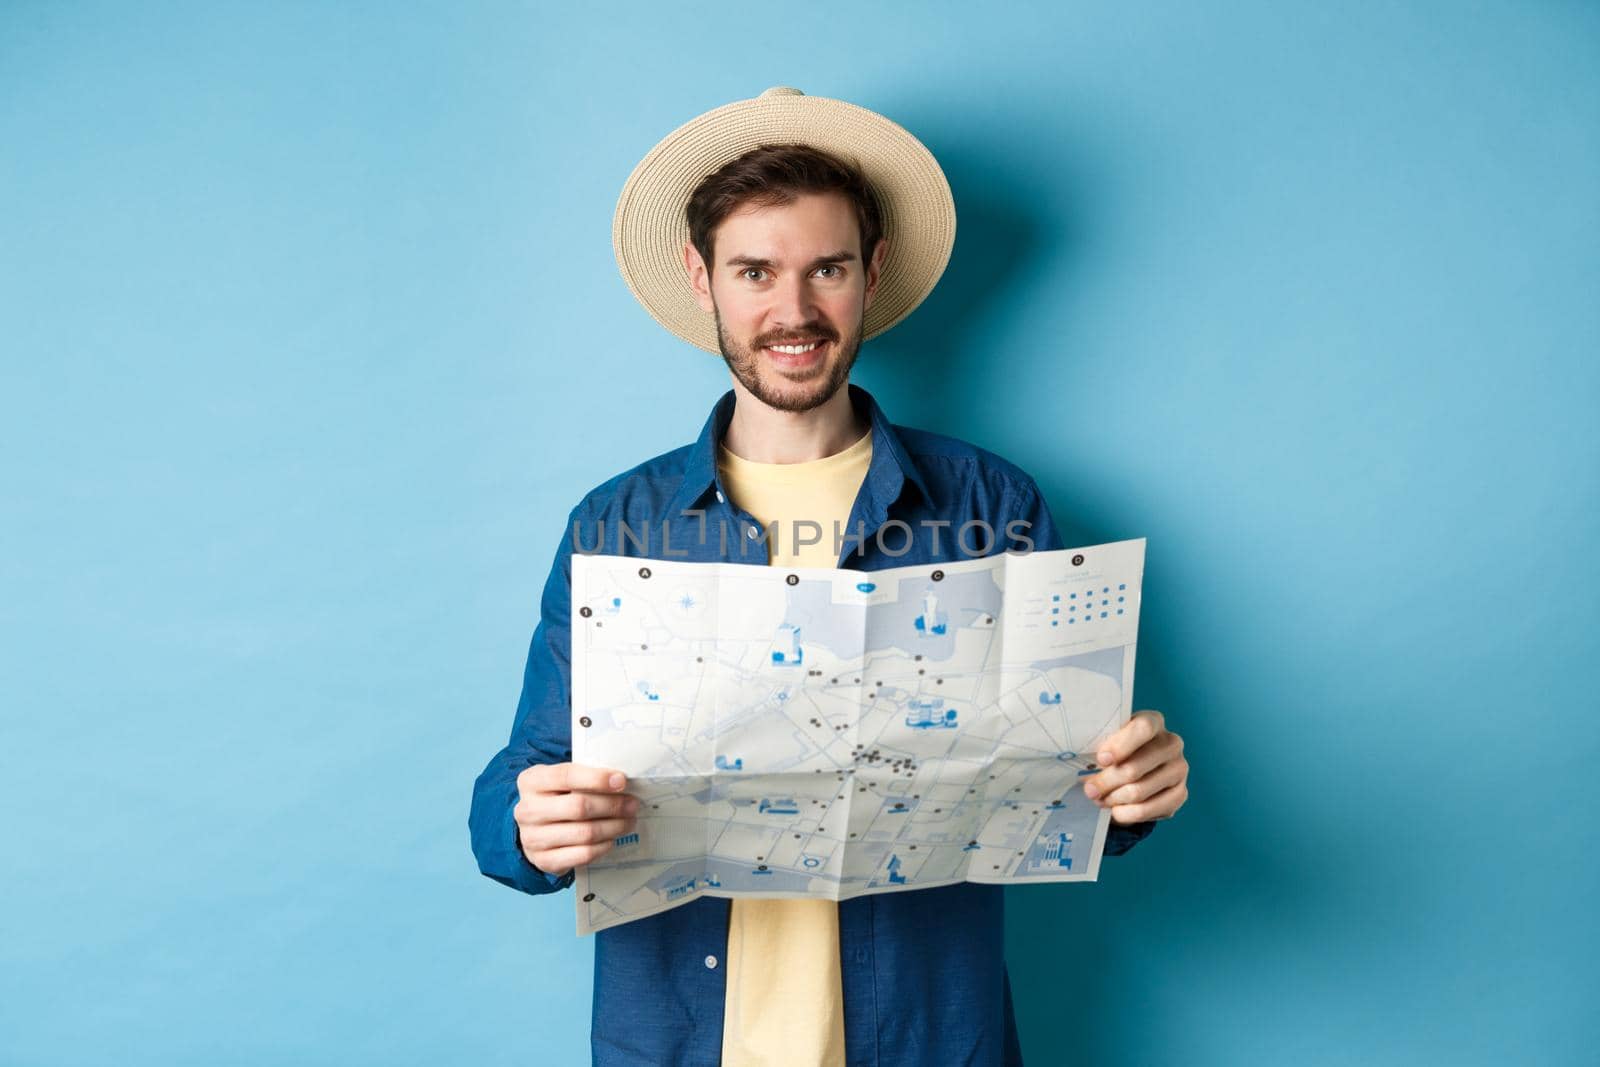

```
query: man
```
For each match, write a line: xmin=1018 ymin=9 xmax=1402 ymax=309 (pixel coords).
xmin=469 ymin=87 xmax=1190 ymax=1066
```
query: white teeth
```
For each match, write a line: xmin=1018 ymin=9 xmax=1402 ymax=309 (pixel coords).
xmin=769 ymin=341 xmax=821 ymax=354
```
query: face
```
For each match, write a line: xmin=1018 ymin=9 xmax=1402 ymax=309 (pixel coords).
xmin=685 ymin=191 xmax=888 ymax=413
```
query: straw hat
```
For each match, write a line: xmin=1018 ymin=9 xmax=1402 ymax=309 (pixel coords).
xmin=611 ymin=86 xmax=956 ymax=355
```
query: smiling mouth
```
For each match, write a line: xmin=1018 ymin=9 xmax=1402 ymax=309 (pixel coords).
xmin=763 ymin=339 xmax=828 ymax=355
xmin=761 ymin=339 xmax=829 ymax=370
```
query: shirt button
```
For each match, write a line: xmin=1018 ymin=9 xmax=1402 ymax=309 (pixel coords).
xmin=746 ymin=525 xmax=758 ymax=539
xmin=715 ymin=490 xmax=725 ymax=503
xmin=704 ymin=955 xmax=718 ymax=970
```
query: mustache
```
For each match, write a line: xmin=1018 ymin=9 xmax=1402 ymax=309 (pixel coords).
xmin=756 ymin=327 xmax=837 ymax=347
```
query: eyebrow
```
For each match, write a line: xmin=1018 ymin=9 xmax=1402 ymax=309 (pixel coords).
xmin=723 ymin=250 xmax=859 ymax=270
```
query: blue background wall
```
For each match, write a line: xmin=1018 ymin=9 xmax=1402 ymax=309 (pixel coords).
xmin=3 ymin=2 xmax=1595 ymax=1064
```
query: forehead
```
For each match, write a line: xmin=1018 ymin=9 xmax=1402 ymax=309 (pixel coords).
xmin=713 ymin=191 xmax=860 ymax=259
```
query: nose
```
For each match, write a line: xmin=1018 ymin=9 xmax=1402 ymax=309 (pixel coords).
xmin=769 ymin=272 xmax=820 ymax=331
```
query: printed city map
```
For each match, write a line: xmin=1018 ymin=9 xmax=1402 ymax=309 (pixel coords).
xmin=569 ymin=539 xmax=1145 ymax=935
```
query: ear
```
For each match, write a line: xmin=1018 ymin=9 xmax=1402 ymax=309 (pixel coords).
xmin=862 ymin=237 xmax=889 ymax=310
xmin=684 ymin=240 xmax=715 ymax=314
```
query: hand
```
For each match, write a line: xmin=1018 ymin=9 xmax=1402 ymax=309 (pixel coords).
xmin=514 ymin=762 xmax=640 ymax=877
xmin=1082 ymin=710 xmax=1188 ymax=825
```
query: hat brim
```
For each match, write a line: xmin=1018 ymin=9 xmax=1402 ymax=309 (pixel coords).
xmin=612 ymin=90 xmax=956 ymax=355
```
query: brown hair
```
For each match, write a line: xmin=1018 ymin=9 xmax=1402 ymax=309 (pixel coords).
xmin=685 ymin=143 xmax=885 ymax=275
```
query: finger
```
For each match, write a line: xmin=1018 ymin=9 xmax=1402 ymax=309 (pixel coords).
xmin=516 ymin=790 xmax=639 ymax=830
xmin=530 ymin=839 xmax=617 ymax=876
xmin=1096 ymin=757 xmax=1187 ymax=808
xmin=552 ymin=790 xmax=640 ymax=823
xmin=1083 ymin=733 xmax=1183 ymax=799
xmin=530 ymin=763 xmax=629 ymax=794
xmin=1110 ymin=780 xmax=1188 ymax=824
xmin=523 ymin=816 xmax=638 ymax=853
xmin=1095 ymin=710 xmax=1165 ymax=766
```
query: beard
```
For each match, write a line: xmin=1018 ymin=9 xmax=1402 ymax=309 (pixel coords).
xmin=713 ymin=303 xmax=862 ymax=413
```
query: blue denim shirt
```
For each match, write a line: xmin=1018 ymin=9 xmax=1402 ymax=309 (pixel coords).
xmin=470 ymin=382 xmax=1155 ymax=1066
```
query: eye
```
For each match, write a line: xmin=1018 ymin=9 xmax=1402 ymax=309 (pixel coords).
xmin=815 ymin=265 xmax=843 ymax=278
xmin=741 ymin=268 xmax=767 ymax=282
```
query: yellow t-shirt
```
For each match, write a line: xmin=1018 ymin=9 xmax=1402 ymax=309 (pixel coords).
xmin=715 ymin=425 xmax=872 ymax=1067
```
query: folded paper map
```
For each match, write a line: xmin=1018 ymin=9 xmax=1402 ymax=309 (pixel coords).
xmin=569 ymin=539 xmax=1145 ymax=935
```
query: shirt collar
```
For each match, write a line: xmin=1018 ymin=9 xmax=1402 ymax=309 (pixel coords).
xmin=667 ymin=382 xmax=931 ymax=517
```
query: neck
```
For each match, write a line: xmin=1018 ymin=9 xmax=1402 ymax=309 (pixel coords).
xmin=721 ymin=378 xmax=869 ymax=463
